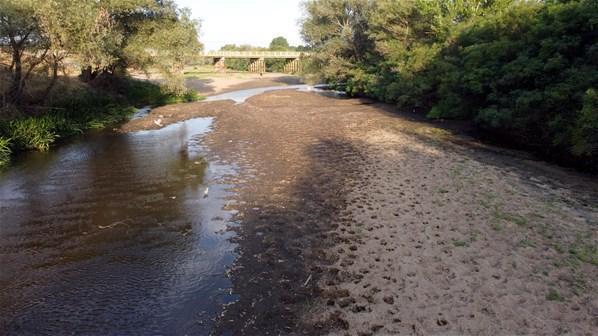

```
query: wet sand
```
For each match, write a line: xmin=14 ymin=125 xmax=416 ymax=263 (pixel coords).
xmin=122 ymin=85 xmax=598 ymax=335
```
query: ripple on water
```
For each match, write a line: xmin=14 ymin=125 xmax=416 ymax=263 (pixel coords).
xmin=0 ymin=117 xmax=238 ymax=335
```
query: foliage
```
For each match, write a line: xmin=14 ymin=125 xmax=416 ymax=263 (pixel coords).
xmin=572 ymin=89 xmax=598 ymax=160
xmin=0 ymin=0 xmax=203 ymax=167
xmin=219 ymin=37 xmax=302 ymax=72
xmin=123 ymin=5 xmax=201 ymax=93
xmin=269 ymin=36 xmax=290 ymax=51
xmin=0 ymin=0 xmax=49 ymax=104
xmin=0 ymin=0 xmax=201 ymax=103
xmin=220 ymin=44 xmax=264 ymax=71
xmin=5 ymin=115 xmax=57 ymax=151
xmin=113 ymin=77 xmax=201 ymax=106
xmin=0 ymin=77 xmax=200 ymax=166
xmin=301 ymin=0 xmax=598 ymax=172
xmin=0 ymin=137 xmax=11 ymax=168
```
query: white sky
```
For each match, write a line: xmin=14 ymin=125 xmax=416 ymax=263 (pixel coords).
xmin=174 ymin=0 xmax=305 ymax=51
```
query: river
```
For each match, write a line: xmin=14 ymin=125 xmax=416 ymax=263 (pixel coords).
xmin=0 ymin=117 xmax=238 ymax=335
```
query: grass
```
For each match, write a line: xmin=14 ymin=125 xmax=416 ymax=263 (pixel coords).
xmin=491 ymin=207 xmax=529 ymax=227
xmin=546 ymin=288 xmax=564 ymax=302
xmin=491 ymin=222 xmax=504 ymax=231
xmin=452 ymin=239 xmax=469 ymax=247
xmin=517 ymin=238 xmax=537 ymax=248
xmin=6 ymin=116 xmax=58 ymax=151
xmin=568 ymin=243 xmax=598 ymax=266
xmin=0 ymin=77 xmax=203 ymax=168
xmin=0 ymin=137 xmax=10 ymax=167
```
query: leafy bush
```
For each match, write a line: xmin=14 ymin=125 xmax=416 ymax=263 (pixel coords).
xmin=572 ymin=89 xmax=598 ymax=158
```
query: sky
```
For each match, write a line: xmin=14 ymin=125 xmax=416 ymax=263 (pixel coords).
xmin=174 ymin=0 xmax=305 ymax=52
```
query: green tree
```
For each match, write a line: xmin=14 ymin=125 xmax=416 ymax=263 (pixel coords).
xmin=1 ymin=0 xmax=201 ymax=104
xmin=268 ymin=36 xmax=291 ymax=72
xmin=300 ymin=0 xmax=371 ymax=81
xmin=0 ymin=0 xmax=48 ymax=104
xmin=269 ymin=36 xmax=290 ymax=51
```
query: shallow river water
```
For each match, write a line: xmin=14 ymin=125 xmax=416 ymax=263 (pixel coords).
xmin=0 ymin=117 xmax=237 ymax=335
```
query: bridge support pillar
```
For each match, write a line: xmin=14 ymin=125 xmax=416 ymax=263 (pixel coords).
xmin=283 ymin=58 xmax=301 ymax=74
xmin=248 ymin=57 xmax=265 ymax=73
xmin=213 ymin=57 xmax=226 ymax=71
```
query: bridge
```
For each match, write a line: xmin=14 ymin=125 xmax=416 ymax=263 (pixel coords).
xmin=200 ymin=51 xmax=310 ymax=74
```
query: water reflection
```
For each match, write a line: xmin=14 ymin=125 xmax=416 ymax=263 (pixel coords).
xmin=0 ymin=117 xmax=236 ymax=335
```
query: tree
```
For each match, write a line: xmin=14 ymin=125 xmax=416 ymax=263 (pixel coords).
xmin=1 ymin=0 xmax=202 ymax=105
xmin=123 ymin=5 xmax=201 ymax=93
xmin=0 ymin=0 xmax=48 ymax=104
xmin=77 ymin=0 xmax=201 ymax=91
xmin=300 ymin=0 xmax=371 ymax=81
xmin=269 ymin=36 xmax=290 ymax=51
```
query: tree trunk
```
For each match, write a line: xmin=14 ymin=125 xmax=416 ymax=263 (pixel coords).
xmin=8 ymin=46 xmax=23 ymax=105
xmin=80 ymin=65 xmax=93 ymax=82
xmin=39 ymin=59 xmax=59 ymax=104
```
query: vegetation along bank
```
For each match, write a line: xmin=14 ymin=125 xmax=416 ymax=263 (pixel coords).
xmin=301 ymin=0 xmax=598 ymax=172
xmin=0 ymin=0 xmax=202 ymax=167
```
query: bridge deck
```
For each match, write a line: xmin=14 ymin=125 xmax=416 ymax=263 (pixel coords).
xmin=201 ymin=51 xmax=309 ymax=59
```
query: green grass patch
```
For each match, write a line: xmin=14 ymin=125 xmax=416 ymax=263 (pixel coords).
xmin=492 ymin=208 xmax=528 ymax=227
xmin=546 ymin=288 xmax=564 ymax=302
xmin=0 ymin=137 xmax=11 ymax=168
xmin=452 ymin=239 xmax=469 ymax=247
xmin=569 ymin=244 xmax=598 ymax=266
xmin=6 ymin=116 xmax=57 ymax=151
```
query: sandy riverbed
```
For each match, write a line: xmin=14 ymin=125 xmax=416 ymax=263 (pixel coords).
xmin=122 ymin=79 xmax=598 ymax=335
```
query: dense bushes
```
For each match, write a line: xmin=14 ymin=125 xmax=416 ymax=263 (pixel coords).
xmin=432 ymin=1 xmax=598 ymax=169
xmin=301 ymin=0 xmax=598 ymax=172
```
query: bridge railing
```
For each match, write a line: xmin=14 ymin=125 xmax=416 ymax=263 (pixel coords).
xmin=200 ymin=51 xmax=310 ymax=59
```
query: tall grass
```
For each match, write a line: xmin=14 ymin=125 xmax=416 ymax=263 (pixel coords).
xmin=0 ymin=137 xmax=10 ymax=168
xmin=7 ymin=116 xmax=57 ymax=151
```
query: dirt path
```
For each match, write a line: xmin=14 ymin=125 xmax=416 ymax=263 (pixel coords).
xmin=122 ymin=88 xmax=598 ymax=335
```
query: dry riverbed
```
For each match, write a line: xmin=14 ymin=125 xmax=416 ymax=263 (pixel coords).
xmin=122 ymin=82 xmax=598 ymax=335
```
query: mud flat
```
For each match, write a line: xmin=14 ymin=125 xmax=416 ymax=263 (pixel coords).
xmin=122 ymin=88 xmax=598 ymax=335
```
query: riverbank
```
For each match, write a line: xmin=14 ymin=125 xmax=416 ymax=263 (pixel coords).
xmin=0 ymin=77 xmax=201 ymax=168
xmin=122 ymin=87 xmax=598 ymax=335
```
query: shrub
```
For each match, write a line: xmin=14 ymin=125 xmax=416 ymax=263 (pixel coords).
xmin=571 ymin=89 xmax=598 ymax=157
